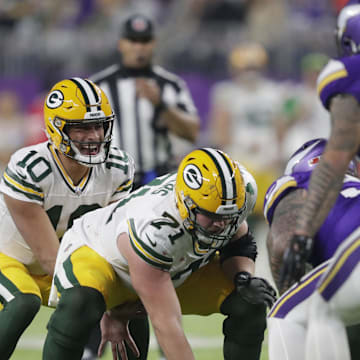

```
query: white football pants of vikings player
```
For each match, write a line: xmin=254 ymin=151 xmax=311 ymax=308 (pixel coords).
xmin=267 ymin=226 xmax=360 ymax=360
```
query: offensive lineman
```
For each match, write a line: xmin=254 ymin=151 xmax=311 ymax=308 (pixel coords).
xmin=43 ymin=148 xmax=276 ymax=360
xmin=264 ymin=138 xmax=360 ymax=359
xmin=0 ymin=77 xmax=135 ymax=359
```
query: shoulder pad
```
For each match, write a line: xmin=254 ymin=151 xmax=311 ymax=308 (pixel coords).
xmin=263 ymin=175 xmax=297 ymax=224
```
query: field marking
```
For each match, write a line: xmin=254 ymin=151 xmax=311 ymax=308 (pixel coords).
xmin=17 ymin=335 xmax=223 ymax=350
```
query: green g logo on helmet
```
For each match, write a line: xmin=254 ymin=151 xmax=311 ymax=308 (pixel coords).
xmin=43 ymin=77 xmax=115 ymax=166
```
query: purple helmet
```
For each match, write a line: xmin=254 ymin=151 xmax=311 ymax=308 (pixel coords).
xmin=336 ymin=4 xmax=360 ymax=56
xmin=284 ymin=138 xmax=358 ymax=176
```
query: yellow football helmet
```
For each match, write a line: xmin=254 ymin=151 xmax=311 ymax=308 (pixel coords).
xmin=175 ymin=148 xmax=246 ymax=249
xmin=44 ymin=77 xmax=115 ymax=166
xmin=229 ymin=42 xmax=268 ymax=72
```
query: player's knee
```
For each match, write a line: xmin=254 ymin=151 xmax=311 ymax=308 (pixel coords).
xmin=55 ymin=286 xmax=105 ymax=324
xmin=220 ymin=291 xmax=266 ymax=343
xmin=47 ymin=286 xmax=105 ymax=347
xmin=1 ymin=293 xmax=41 ymax=336
xmin=6 ymin=293 xmax=41 ymax=323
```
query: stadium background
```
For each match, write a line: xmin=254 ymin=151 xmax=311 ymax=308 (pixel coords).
xmin=0 ymin=0 xmax=345 ymax=358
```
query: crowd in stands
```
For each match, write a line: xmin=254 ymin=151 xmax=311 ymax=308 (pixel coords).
xmin=0 ymin=0 xmax=339 ymax=180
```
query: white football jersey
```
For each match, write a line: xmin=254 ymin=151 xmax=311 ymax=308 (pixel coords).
xmin=0 ymin=141 xmax=134 ymax=270
xmin=211 ymin=78 xmax=285 ymax=169
xmin=59 ymin=167 xmax=257 ymax=290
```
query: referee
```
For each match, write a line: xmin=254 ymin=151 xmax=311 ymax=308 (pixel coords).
xmin=91 ymin=14 xmax=200 ymax=189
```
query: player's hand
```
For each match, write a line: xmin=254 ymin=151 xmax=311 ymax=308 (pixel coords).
xmin=234 ymin=272 xmax=277 ymax=308
xmin=98 ymin=312 xmax=139 ymax=360
xmin=279 ymin=234 xmax=313 ymax=291
xmin=98 ymin=301 xmax=146 ymax=360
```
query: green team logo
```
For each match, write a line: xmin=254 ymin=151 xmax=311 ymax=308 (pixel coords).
xmin=46 ymin=90 xmax=64 ymax=109
xmin=183 ymin=164 xmax=202 ymax=190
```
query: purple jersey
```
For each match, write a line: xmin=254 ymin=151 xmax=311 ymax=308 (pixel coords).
xmin=317 ymin=54 xmax=360 ymax=109
xmin=317 ymin=55 xmax=360 ymax=159
xmin=264 ymin=171 xmax=360 ymax=267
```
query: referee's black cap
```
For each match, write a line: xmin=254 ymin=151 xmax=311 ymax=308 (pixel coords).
xmin=121 ymin=14 xmax=154 ymax=42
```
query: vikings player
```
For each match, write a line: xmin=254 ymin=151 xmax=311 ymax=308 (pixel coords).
xmin=264 ymin=138 xmax=360 ymax=360
xmin=281 ymin=0 xmax=360 ymax=288
xmin=274 ymin=1 xmax=360 ymax=358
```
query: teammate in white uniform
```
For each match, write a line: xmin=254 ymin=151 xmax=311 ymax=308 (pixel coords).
xmin=0 ymin=77 xmax=134 ymax=359
xmin=209 ymin=42 xmax=286 ymax=217
xmin=43 ymin=148 xmax=276 ymax=360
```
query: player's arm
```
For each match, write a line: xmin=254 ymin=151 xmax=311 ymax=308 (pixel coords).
xmin=4 ymin=194 xmax=59 ymax=276
xmin=296 ymin=94 xmax=360 ymax=237
xmin=220 ymin=221 xmax=277 ymax=308
xmin=159 ymin=105 xmax=200 ymax=143
xmin=209 ymin=101 xmax=231 ymax=149
xmin=281 ymin=94 xmax=360 ymax=289
xmin=266 ymin=188 xmax=307 ymax=292
xmin=220 ymin=221 xmax=255 ymax=279
xmin=117 ymin=232 xmax=195 ymax=360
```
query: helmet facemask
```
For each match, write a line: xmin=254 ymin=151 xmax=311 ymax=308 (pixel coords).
xmin=175 ymin=148 xmax=247 ymax=250
xmin=44 ymin=77 xmax=115 ymax=166
xmin=56 ymin=114 xmax=114 ymax=166
xmin=335 ymin=5 xmax=360 ymax=56
xmin=180 ymin=188 xmax=246 ymax=250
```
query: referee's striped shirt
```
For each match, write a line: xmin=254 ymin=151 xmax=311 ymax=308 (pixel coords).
xmin=90 ymin=64 xmax=198 ymax=186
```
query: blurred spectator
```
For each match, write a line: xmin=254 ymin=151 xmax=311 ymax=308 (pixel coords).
xmin=0 ymin=90 xmax=26 ymax=174
xmin=208 ymin=42 xmax=286 ymax=220
xmin=25 ymin=92 xmax=47 ymax=146
xmin=0 ymin=1 xmax=35 ymax=29
xmin=280 ymin=52 xmax=330 ymax=161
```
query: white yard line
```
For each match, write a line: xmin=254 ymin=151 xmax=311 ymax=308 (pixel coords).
xmin=17 ymin=335 xmax=223 ymax=350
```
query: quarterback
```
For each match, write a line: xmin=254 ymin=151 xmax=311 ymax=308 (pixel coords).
xmin=0 ymin=77 xmax=134 ymax=359
xmin=43 ymin=148 xmax=276 ymax=360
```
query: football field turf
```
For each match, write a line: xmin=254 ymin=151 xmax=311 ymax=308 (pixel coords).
xmin=12 ymin=306 xmax=269 ymax=359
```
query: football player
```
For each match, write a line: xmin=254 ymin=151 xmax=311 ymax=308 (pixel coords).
xmin=42 ymin=148 xmax=276 ymax=360
xmin=280 ymin=0 xmax=360 ymax=290
xmin=0 ymin=77 xmax=135 ymax=359
xmin=275 ymin=2 xmax=360 ymax=358
xmin=264 ymin=137 xmax=360 ymax=359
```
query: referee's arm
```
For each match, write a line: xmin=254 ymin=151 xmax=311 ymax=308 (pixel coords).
xmin=159 ymin=106 xmax=200 ymax=143
xmin=136 ymin=77 xmax=200 ymax=143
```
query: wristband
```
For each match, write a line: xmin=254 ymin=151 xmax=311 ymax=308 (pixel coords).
xmin=234 ymin=271 xmax=251 ymax=286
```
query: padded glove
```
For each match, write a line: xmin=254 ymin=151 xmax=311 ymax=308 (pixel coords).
xmin=279 ymin=234 xmax=313 ymax=291
xmin=234 ymin=271 xmax=277 ymax=308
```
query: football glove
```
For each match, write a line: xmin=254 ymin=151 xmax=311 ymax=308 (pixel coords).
xmin=279 ymin=234 xmax=313 ymax=291
xmin=234 ymin=271 xmax=277 ymax=308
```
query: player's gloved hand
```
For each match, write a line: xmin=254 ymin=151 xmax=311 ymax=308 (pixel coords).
xmin=234 ymin=271 xmax=277 ymax=308
xmin=279 ymin=234 xmax=313 ymax=291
